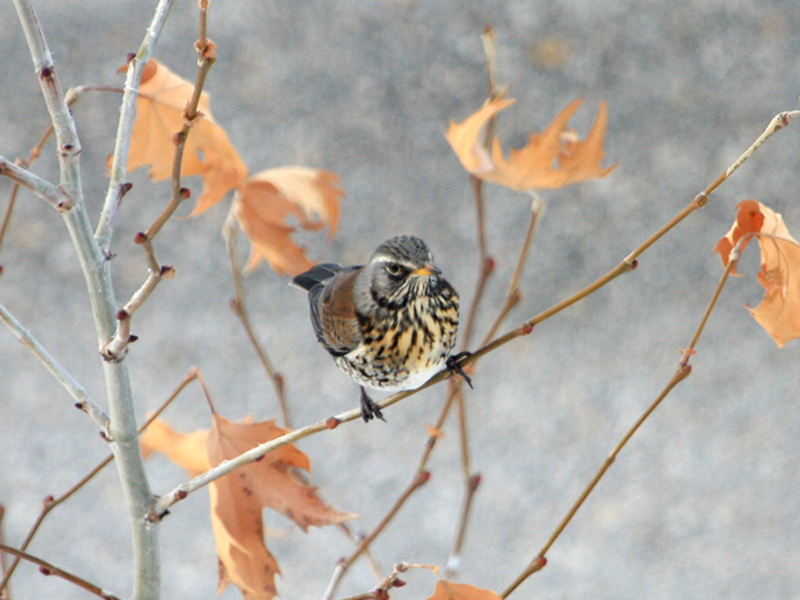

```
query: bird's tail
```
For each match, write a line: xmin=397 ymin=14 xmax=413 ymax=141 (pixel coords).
xmin=289 ymin=263 xmax=342 ymax=291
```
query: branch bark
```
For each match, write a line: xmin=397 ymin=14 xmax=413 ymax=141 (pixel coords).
xmin=10 ymin=1 xmax=177 ymax=599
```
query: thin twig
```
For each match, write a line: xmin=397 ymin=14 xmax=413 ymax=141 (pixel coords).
xmin=143 ymin=30 xmax=216 ymax=242
xmin=0 ymin=544 xmax=121 ymax=600
xmin=444 ymin=200 xmax=541 ymax=580
xmin=0 ymin=369 xmax=199 ymax=591
xmin=501 ymin=248 xmax=741 ymax=598
xmin=681 ymin=247 xmax=740 ymax=364
xmin=0 ymin=157 xmax=69 ymax=210
xmin=481 ymin=199 xmax=542 ymax=345
xmin=501 ymin=365 xmax=692 ymax=598
xmin=0 ymin=506 xmax=8 ymax=599
xmin=333 ymin=562 xmax=437 ymax=600
xmin=440 ymin=30 xmax=504 ymax=577
xmin=12 ymin=0 xmax=83 ymax=209
xmin=101 ymin=238 xmax=174 ymax=361
xmin=321 ymin=473 xmax=431 ymax=600
xmin=95 ymin=0 xmax=176 ymax=251
xmin=224 ymin=219 xmax=290 ymax=427
xmin=335 ymin=524 xmax=383 ymax=583
xmin=0 ymin=301 xmax=109 ymax=429
xmin=101 ymin=3 xmax=215 ymax=361
xmin=446 ymin=473 xmax=482 ymax=580
xmin=0 ymin=117 xmax=59 ymax=254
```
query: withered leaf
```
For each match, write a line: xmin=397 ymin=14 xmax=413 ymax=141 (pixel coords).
xmin=208 ymin=414 xmax=356 ymax=600
xmin=445 ymin=94 xmax=616 ymax=191
xmin=139 ymin=415 xmax=356 ymax=600
xmin=124 ymin=59 xmax=249 ymax=213
xmin=426 ymin=580 xmax=503 ymax=600
xmin=234 ymin=167 xmax=343 ymax=276
xmin=714 ymin=199 xmax=800 ymax=347
xmin=139 ymin=418 xmax=210 ymax=477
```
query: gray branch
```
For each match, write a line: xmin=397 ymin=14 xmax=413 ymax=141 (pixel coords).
xmin=11 ymin=1 xmax=176 ymax=599
xmin=0 ymin=301 xmax=110 ymax=430
xmin=0 ymin=156 xmax=69 ymax=209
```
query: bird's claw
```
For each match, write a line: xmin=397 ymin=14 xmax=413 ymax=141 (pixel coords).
xmin=360 ymin=387 xmax=386 ymax=423
xmin=446 ymin=352 xmax=473 ymax=389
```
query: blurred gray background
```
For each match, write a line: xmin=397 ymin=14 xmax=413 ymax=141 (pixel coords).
xmin=2 ymin=0 xmax=800 ymax=599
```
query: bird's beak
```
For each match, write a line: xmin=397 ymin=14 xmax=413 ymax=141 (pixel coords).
xmin=412 ymin=263 xmax=441 ymax=277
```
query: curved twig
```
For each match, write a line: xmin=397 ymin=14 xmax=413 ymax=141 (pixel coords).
xmin=0 ymin=544 xmax=122 ymax=600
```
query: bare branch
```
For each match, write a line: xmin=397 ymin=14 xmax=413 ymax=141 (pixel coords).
xmin=0 ymin=369 xmax=199 ymax=591
xmin=321 ymin=473 xmax=432 ymax=600
xmin=0 ymin=156 xmax=68 ymax=210
xmin=224 ymin=218 xmax=290 ymax=427
xmin=95 ymin=0 xmax=176 ymax=251
xmin=11 ymin=2 xmax=176 ymax=599
xmin=0 ymin=300 xmax=109 ymax=429
xmin=501 ymin=247 xmax=741 ymax=598
xmin=12 ymin=0 xmax=83 ymax=209
xmin=0 ymin=544 xmax=122 ymax=600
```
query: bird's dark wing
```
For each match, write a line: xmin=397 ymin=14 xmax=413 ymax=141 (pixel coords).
xmin=290 ymin=263 xmax=342 ymax=291
xmin=308 ymin=266 xmax=363 ymax=357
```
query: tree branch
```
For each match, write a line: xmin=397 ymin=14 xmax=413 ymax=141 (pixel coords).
xmin=0 ymin=544 xmax=122 ymax=600
xmin=0 ymin=156 xmax=69 ymax=210
xmin=501 ymin=234 xmax=742 ymax=598
xmin=95 ymin=0 xmax=176 ymax=252
xmin=11 ymin=2 xmax=169 ymax=599
xmin=0 ymin=370 xmax=198 ymax=593
xmin=0 ymin=301 xmax=109 ymax=429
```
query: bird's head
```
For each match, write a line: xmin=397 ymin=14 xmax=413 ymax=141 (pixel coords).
xmin=366 ymin=235 xmax=441 ymax=307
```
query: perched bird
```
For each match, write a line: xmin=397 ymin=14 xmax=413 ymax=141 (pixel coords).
xmin=291 ymin=235 xmax=468 ymax=422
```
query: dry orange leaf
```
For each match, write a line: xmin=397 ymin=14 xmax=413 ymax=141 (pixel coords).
xmin=139 ymin=415 xmax=356 ymax=600
xmin=445 ymin=94 xmax=616 ymax=191
xmin=124 ymin=59 xmax=249 ymax=213
xmin=139 ymin=418 xmax=210 ymax=477
xmin=234 ymin=167 xmax=343 ymax=276
xmin=714 ymin=199 xmax=800 ymax=347
xmin=208 ymin=414 xmax=356 ymax=600
xmin=426 ymin=581 xmax=502 ymax=600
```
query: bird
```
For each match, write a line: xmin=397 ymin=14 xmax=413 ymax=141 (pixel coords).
xmin=291 ymin=235 xmax=469 ymax=422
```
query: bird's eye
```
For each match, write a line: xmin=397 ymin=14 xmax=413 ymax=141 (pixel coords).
xmin=385 ymin=263 xmax=404 ymax=277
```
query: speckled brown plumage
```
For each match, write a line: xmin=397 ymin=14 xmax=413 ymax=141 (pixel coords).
xmin=291 ymin=236 xmax=460 ymax=421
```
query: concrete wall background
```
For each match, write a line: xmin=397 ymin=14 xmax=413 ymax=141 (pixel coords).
xmin=1 ymin=1 xmax=799 ymax=599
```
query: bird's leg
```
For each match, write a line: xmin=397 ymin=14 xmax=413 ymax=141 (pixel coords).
xmin=446 ymin=351 xmax=473 ymax=389
xmin=359 ymin=386 xmax=385 ymax=422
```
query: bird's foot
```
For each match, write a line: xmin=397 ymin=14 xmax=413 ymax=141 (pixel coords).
xmin=446 ymin=352 xmax=473 ymax=389
xmin=360 ymin=387 xmax=386 ymax=423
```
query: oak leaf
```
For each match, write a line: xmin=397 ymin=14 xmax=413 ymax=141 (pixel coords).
xmin=124 ymin=59 xmax=249 ymax=213
xmin=234 ymin=167 xmax=343 ymax=276
xmin=426 ymin=581 xmax=502 ymax=600
xmin=714 ymin=199 xmax=800 ymax=347
xmin=445 ymin=94 xmax=616 ymax=191
xmin=139 ymin=415 xmax=356 ymax=600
